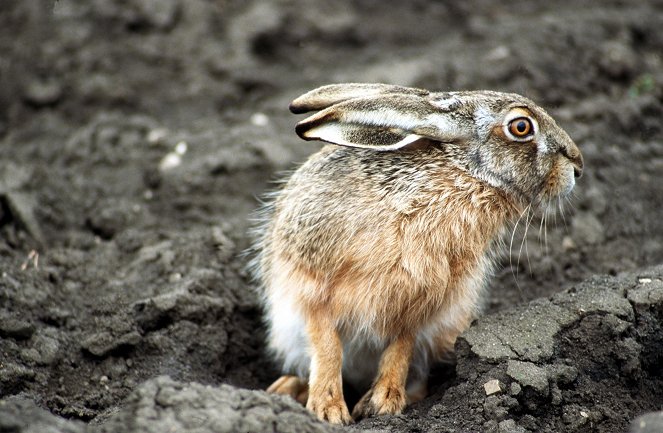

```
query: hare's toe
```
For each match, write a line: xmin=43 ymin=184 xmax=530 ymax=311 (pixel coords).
xmin=307 ymin=395 xmax=352 ymax=425
xmin=266 ymin=375 xmax=309 ymax=405
xmin=352 ymin=384 xmax=406 ymax=420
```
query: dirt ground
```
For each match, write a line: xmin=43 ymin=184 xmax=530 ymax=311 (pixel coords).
xmin=1 ymin=1 xmax=663 ymax=432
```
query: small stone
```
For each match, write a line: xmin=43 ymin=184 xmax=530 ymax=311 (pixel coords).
xmin=159 ymin=152 xmax=182 ymax=171
xmin=484 ymin=379 xmax=502 ymax=396
xmin=509 ymin=382 xmax=521 ymax=396
xmin=250 ymin=112 xmax=270 ymax=127
xmin=24 ymin=79 xmax=63 ymax=106
xmin=174 ymin=141 xmax=188 ymax=155
xmin=562 ymin=404 xmax=591 ymax=428
xmin=498 ymin=419 xmax=527 ymax=433
xmin=562 ymin=236 xmax=576 ymax=251
xmin=147 ymin=128 xmax=168 ymax=144
xmin=134 ymin=0 xmax=180 ymax=30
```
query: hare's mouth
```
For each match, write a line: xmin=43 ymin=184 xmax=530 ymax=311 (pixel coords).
xmin=552 ymin=161 xmax=578 ymax=199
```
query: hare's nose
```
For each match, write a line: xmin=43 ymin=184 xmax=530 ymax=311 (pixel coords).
xmin=571 ymin=152 xmax=583 ymax=179
xmin=561 ymin=142 xmax=583 ymax=178
xmin=573 ymin=159 xmax=583 ymax=178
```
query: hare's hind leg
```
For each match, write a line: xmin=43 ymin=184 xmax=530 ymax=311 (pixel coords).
xmin=267 ymin=375 xmax=309 ymax=405
xmin=352 ymin=333 xmax=415 ymax=420
xmin=306 ymin=309 xmax=352 ymax=425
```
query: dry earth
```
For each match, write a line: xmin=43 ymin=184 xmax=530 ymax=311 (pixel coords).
xmin=1 ymin=1 xmax=663 ymax=432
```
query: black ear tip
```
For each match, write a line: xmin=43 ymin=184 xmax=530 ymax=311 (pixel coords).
xmin=289 ymin=101 xmax=306 ymax=114
xmin=289 ymin=98 xmax=316 ymax=114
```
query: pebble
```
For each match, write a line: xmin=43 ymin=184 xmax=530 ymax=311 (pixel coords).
xmin=80 ymin=331 xmax=142 ymax=357
xmin=24 ymin=79 xmax=63 ymax=106
xmin=484 ymin=379 xmax=502 ymax=396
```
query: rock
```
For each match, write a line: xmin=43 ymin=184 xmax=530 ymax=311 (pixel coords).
xmin=0 ymin=362 xmax=35 ymax=392
xmin=498 ymin=419 xmax=528 ymax=433
xmin=0 ymin=396 xmax=86 ymax=433
xmin=506 ymin=361 xmax=549 ymax=396
xmin=132 ymin=287 xmax=232 ymax=332
xmin=20 ymin=328 xmax=61 ymax=365
xmin=545 ymin=364 xmax=578 ymax=386
xmin=630 ymin=411 xmax=663 ymax=433
xmin=484 ymin=396 xmax=508 ymax=422
xmin=0 ymin=315 xmax=35 ymax=339
xmin=96 ymin=376 xmax=338 ymax=433
xmin=87 ymin=198 xmax=140 ymax=239
xmin=552 ymin=278 xmax=634 ymax=320
xmin=561 ymin=404 xmax=591 ymax=429
xmin=628 ymin=279 xmax=663 ymax=306
xmin=3 ymin=191 xmax=45 ymax=246
xmin=460 ymin=300 xmax=576 ymax=363
xmin=80 ymin=330 xmax=142 ymax=357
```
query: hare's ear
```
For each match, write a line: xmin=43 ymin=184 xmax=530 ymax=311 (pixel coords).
xmin=295 ymin=94 xmax=466 ymax=151
xmin=289 ymin=83 xmax=429 ymax=114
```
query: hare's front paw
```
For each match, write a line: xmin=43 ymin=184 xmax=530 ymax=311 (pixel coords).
xmin=266 ymin=375 xmax=309 ymax=405
xmin=306 ymin=393 xmax=352 ymax=425
xmin=352 ymin=383 xmax=406 ymax=420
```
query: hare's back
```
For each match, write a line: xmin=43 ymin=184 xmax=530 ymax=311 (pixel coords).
xmin=269 ymin=145 xmax=437 ymax=273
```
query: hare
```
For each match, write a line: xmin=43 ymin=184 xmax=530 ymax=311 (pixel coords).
xmin=251 ymin=83 xmax=583 ymax=424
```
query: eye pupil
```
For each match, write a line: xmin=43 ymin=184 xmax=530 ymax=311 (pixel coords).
xmin=516 ymin=121 xmax=527 ymax=133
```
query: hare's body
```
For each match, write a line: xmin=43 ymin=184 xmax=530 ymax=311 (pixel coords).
xmin=252 ymin=84 xmax=583 ymax=424
xmin=261 ymin=146 xmax=517 ymax=384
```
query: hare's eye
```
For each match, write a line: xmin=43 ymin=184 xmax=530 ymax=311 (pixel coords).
xmin=508 ymin=117 xmax=534 ymax=139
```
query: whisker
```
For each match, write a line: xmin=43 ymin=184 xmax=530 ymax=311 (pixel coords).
xmin=538 ymin=208 xmax=546 ymax=247
xmin=544 ymin=209 xmax=549 ymax=254
xmin=509 ymin=203 xmax=531 ymax=292
xmin=558 ymin=196 xmax=567 ymax=226
xmin=518 ymin=207 xmax=536 ymax=276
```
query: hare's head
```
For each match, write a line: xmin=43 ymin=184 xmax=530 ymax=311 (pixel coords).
xmin=290 ymin=83 xmax=583 ymax=206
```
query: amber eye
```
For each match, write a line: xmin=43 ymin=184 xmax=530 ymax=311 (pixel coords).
xmin=508 ymin=117 xmax=534 ymax=139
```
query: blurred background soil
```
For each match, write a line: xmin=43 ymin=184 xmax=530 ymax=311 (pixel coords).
xmin=1 ymin=0 xmax=662 ymax=432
